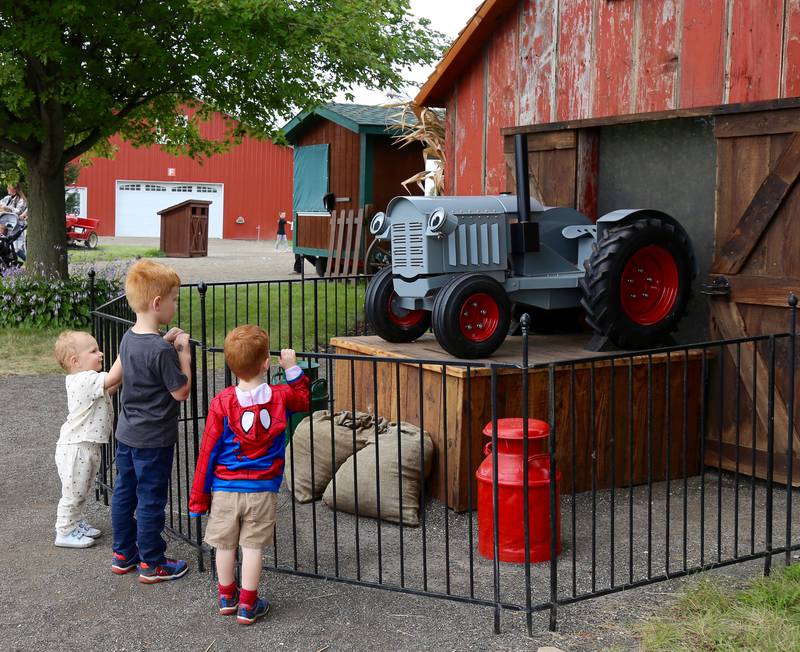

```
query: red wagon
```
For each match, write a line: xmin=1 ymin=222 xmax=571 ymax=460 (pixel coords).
xmin=66 ymin=215 xmax=99 ymax=249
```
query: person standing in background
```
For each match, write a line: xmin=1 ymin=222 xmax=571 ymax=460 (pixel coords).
xmin=275 ymin=212 xmax=292 ymax=252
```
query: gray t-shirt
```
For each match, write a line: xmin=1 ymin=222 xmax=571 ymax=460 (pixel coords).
xmin=115 ymin=330 xmax=188 ymax=448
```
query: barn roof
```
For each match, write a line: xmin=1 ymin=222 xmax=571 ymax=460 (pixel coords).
xmin=283 ymin=103 xmax=414 ymax=142
xmin=415 ymin=0 xmax=517 ymax=108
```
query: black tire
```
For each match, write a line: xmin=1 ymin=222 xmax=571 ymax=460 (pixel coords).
xmin=580 ymin=215 xmax=695 ymax=349
xmin=315 ymin=257 xmax=328 ymax=277
xmin=365 ymin=267 xmax=430 ymax=343
xmin=432 ymin=274 xmax=511 ymax=359
xmin=86 ymin=232 xmax=98 ymax=249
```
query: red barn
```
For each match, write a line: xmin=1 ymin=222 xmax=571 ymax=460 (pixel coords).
xmin=75 ymin=110 xmax=292 ymax=240
xmin=418 ymin=0 xmax=800 ymax=197
xmin=416 ymin=0 xmax=800 ymax=487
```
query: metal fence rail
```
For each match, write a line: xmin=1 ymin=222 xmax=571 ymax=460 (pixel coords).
xmin=91 ymin=276 xmax=800 ymax=635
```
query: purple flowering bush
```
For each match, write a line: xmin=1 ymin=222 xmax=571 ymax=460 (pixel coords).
xmin=0 ymin=262 xmax=127 ymax=328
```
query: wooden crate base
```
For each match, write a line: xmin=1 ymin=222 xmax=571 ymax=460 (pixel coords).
xmin=331 ymin=334 xmax=705 ymax=512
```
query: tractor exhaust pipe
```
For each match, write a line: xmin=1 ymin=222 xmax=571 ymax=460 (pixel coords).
xmin=514 ymin=133 xmax=531 ymax=223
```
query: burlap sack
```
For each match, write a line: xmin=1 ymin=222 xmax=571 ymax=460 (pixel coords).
xmin=284 ymin=410 xmax=379 ymax=503
xmin=322 ymin=421 xmax=434 ymax=526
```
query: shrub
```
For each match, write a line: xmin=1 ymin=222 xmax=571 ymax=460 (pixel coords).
xmin=0 ymin=262 xmax=127 ymax=329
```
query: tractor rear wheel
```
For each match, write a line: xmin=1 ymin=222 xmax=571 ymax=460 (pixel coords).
xmin=432 ymin=274 xmax=510 ymax=359
xmin=365 ymin=266 xmax=430 ymax=343
xmin=580 ymin=215 xmax=695 ymax=349
xmin=315 ymin=256 xmax=328 ymax=277
xmin=86 ymin=232 xmax=98 ymax=249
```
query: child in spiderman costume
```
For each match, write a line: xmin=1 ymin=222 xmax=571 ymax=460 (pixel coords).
xmin=188 ymin=324 xmax=309 ymax=625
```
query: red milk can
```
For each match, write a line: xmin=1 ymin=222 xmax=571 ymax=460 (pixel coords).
xmin=476 ymin=418 xmax=561 ymax=563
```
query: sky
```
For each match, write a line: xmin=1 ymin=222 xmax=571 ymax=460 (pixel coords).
xmin=334 ymin=0 xmax=482 ymax=105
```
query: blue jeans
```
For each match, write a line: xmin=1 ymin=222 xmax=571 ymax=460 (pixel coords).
xmin=111 ymin=442 xmax=174 ymax=565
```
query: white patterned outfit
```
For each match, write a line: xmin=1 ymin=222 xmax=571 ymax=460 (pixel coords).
xmin=55 ymin=370 xmax=113 ymax=534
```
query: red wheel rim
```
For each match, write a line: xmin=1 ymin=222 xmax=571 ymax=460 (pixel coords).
xmin=459 ymin=292 xmax=500 ymax=342
xmin=619 ymin=245 xmax=679 ymax=326
xmin=387 ymin=292 xmax=426 ymax=328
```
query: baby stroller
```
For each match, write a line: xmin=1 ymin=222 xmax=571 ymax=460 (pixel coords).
xmin=0 ymin=222 xmax=27 ymax=271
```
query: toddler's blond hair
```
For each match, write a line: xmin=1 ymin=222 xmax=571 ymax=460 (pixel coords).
xmin=54 ymin=330 xmax=89 ymax=372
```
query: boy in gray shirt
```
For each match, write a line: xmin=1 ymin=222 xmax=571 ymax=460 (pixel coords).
xmin=110 ymin=260 xmax=192 ymax=583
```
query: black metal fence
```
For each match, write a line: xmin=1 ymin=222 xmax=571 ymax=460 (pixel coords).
xmin=92 ymin=276 xmax=800 ymax=635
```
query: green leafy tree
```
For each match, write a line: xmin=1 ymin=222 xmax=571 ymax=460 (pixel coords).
xmin=0 ymin=1 xmax=444 ymax=277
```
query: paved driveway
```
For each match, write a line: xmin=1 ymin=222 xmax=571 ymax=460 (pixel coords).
xmin=97 ymin=236 xmax=317 ymax=284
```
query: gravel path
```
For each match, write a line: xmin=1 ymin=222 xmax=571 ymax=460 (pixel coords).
xmin=87 ymin=236 xmax=318 ymax=284
xmin=0 ymin=374 xmax=627 ymax=651
xmin=5 ymin=372 xmax=793 ymax=650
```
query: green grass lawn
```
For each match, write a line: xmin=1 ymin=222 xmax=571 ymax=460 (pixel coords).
xmin=68 ymin=244 xmax=164 ymax=263
xmin=4 ymin=278 xmax=366 ymax=376
xmin=0 ymin=327 xmax=64 ymax=375
xmin=173 ymin=279 xmax=367 ymax=351
xmin=640 ymin=565 xmax=800 ymax=651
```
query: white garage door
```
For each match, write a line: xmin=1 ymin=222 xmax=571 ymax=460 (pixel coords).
xmin=115 ymin=181 xmax=224 ymax=238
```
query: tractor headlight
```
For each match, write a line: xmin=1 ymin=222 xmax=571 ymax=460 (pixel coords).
xmin=428 ymin=207 xmax=457 ymax=236
xmin=370 ymin=212 xmax=390 ymax=238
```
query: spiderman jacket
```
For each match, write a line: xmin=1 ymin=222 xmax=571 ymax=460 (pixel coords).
xmin=188 ymin=366 xmax=310 ymax=516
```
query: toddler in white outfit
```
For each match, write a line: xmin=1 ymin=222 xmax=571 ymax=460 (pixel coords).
xmin=53 ymin=331 xmax=122 ymax=548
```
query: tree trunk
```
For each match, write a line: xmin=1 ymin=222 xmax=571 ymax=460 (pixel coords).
xmin=25 ymin=161 xmax=68 ymax=279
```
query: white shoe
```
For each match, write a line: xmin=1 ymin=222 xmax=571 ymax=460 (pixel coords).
xmin=77 ymin=520 xmax=101 ymax=538
xmin=54 ymin=527 xmax=96 ymax=549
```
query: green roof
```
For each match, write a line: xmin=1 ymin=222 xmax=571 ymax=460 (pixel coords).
xmin=282 ymin=102 xmax=415 ymax=142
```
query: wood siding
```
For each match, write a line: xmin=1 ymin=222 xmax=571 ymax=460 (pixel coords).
xmin=370 ymin=137 xmax=425 ymax=212
xmin=297 ymin=119 xmax=361 ymax=212
xmin=440 ymin=0 xmax=800 ymax=195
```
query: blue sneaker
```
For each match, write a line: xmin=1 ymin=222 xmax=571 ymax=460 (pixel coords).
xmin=237 ymin=597 xmax=270 ymax=625
xmin=111 ymin=551 xmax=139 ymax=574
xmin=219 ymin=591 xmax=239 ymax=616
xmin=138 ymin=558 xmax=188 ymax=584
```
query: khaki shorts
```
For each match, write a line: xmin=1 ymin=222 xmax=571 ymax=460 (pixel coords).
xmin=204 ymin=491 xmax=277 ymax=550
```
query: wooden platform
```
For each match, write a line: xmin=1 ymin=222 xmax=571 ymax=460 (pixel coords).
xmin=331 ymin=334 xmax=705 ymax=512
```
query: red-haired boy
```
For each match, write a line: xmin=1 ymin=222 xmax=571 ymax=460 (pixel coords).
xmin=189 ymin=324 xmax=309 ymax=625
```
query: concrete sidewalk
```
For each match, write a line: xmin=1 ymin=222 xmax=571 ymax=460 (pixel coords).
xmin=0 ymin=372 xmax=667 ymax=651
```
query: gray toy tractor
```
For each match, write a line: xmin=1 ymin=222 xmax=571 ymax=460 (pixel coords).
xmin=364 ymin=134 xmax=696 ymax=359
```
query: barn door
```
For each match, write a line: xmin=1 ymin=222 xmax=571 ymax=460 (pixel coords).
xmin=707 ymin=109 xmax=800 ymax=484
xmin=503 ymin=128 xmax=599 ymax=218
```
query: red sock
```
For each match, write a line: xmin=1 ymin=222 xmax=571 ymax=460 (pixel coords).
xmin=239 ymin=588 xmax=258 ymax=607
xmin=218 ymin=581 xmax=237 ymax=598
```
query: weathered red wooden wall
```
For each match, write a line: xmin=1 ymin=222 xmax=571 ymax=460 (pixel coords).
xmin=441 ymin=0 xmax=800 ymax=195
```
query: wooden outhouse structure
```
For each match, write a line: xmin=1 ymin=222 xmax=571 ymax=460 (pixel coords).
xmin=283 ymin=103 xmax=424 ymax=272
xmin=416 ymin=0 xmax=800 ymax=484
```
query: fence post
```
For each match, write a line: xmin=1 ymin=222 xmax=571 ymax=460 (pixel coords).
xmin=198 ymin=282 xmax=209 ymax=411
xmin=787 ymin=294 xmax=797 ymax=566
xmin=490 ymin=365 xmax=501 ymax=635
xmin=88 ymin=268 xmax=96 ymax=337
xmin=521 ymin=313 xmax=533 ymax=638
xmin=548 ymin=362 xmax=559 ymax=632
xmin=765 ymin=335 xmax=776 ymax=576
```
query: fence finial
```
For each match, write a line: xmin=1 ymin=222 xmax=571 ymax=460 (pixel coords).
xmin=789 ymin=293 xmax=797 ymax=308
xmin=197 ymin=281 xmax=207 ymax=296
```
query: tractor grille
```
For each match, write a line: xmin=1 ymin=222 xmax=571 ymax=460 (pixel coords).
xmin=391 ymin=222 xmax=425 ymax=269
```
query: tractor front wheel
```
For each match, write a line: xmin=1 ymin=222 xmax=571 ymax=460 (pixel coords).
xmin=580 ymin=215 xmax=695 ymax=349
xmin=365 ymin=267 xmax=430 ymax=343
xmin=86 ymin=232 xmax=99 ymax=249
xmin=432 ymin=274 xmax=510 ymax=359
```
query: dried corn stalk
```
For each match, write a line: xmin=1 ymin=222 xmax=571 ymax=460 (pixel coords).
xmin=387 ymin=102 xmax=446 ymax=196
